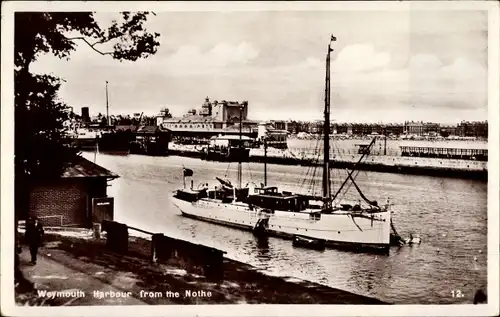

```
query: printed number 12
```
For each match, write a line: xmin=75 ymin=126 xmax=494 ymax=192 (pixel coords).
xmin=451 ymin=290 xmax=463 ymax=298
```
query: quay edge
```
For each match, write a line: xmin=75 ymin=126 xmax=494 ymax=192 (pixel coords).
xmin=168 ymin=149 xmax=488 ymax=181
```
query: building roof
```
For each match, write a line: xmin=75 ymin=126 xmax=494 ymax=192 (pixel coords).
xmin=210 ymin=135 xmax=253 ymax=140
xmin=115 ymin=125 xmax=138 ymax=132
xmin=165 ymin=115 xmax=216 ymax=123
xmin=136 ymin=125 xmax=168 ymax=134
xmin=61 ymin=156 xmax=119 ymax=179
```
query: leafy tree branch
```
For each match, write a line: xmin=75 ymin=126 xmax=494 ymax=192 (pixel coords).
xmin=14 ymin=11 xmax=161 ymax=220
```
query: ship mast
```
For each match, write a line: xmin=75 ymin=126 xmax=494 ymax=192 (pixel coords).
xmin=237 ymin=105 xmax=243 ymax=189
xmin=322 ymin=35 xmax=336 ymax=208
xmin=105 ymin=81 xmax=110 ymax=126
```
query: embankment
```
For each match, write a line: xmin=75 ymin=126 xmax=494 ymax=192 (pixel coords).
xmin=18 ymin=231 xmax=388 ymax=305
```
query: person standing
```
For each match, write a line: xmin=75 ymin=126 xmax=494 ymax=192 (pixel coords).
xmin=25 ymin=216 xmax=44 ymax=265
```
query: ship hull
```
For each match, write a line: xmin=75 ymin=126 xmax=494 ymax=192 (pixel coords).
xmin=172 ymin=197 xmax=391 ymax=253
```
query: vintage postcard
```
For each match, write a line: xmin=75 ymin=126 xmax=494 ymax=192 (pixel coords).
xmin=1 ymin=1 xmax=499 ymax=316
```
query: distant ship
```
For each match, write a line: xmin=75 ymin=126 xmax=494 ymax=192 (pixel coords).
xmin=172 ymin=36 xmax=393 ymax=253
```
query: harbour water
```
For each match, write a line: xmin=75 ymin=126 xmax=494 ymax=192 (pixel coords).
xmin=82 ymin=151 xmax=487 ymax=304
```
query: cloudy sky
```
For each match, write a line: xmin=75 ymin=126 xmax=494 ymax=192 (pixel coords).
xmin=30 ymin=9 xmax=488 ymax=123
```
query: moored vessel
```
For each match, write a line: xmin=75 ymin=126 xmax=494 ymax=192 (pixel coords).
xmin=172 ymin=35 xmax=394 ymax=253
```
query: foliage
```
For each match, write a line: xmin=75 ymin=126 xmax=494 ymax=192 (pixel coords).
xmin=15 ymin=12 xmax=160 ymax=178
xmin=14 ymin=12 xmax=160 ymax=217
xmin=15 ymin=12 xmax=160 ymax=68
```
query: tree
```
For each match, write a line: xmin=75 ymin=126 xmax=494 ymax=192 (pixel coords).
xmin=15 ymin=12 xmax=160 ymax=219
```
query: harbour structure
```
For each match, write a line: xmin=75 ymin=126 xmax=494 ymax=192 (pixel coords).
xmin=399 ymin=144 xmax=487 ymax=161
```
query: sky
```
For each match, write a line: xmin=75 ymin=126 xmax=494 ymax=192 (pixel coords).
xmin=30 ymin=9 xmax=489 ymax=123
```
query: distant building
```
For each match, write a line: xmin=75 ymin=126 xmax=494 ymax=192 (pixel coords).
xmin=28 ymin=156 xmax=118 ymax=228
xmin=157 ymin=97 xmax=257 ymax=140
xmin=285 ymin=120 xmax=299 ymax=134
xmin=405 ymin=121 xmax=424 ymax=135
xmin=257 ymin=122 xmax=288 ymax=149
xmin=81 ymin=107 xmax=90 ymax=123
xmin=457 ymin=121 xmax=488 ymax=138
xmin=384 ymin=123 xmax=405 ymax=136
xmin=270 ymin=120 xmax=286 ymax=131
xmin=423 ymin=122 xmax=440 ymax=135
xmin=439 ymin=124 xmax=457 ymax=137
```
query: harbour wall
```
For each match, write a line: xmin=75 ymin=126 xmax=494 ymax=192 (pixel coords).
xmin=167 ymin=146 xmax=487 ymax=181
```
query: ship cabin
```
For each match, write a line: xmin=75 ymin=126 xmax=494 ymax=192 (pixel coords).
xmin=206 ymin=186 xmax=250 ymax=203
xmin=247 ymin=187 xmax=313 ymax=213
xmin=175 ymin=188 xmax=208 ymax=202
xmin=355 ymin=143 xmax=371 ymax=154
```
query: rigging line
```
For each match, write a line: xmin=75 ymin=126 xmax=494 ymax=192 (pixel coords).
xmin=310 ymin=144 xmax=323 ymax=195
xmin=310 ymin=165 xmax=318 ymax=195
xmin=305 ymin=155 xmax=316 ymax=194
xmin=224 ymin=162 xmax=231 ymax=179
xmin=331 ymin=137 xmax=377 ymax=202
xmin=349 ymin=214 xmax=364 ymax=232
xmin=299 ymin=137 xmax=321 ymax=192
xmin=307 ymin=144 xmax=322 ymax=195
xmin=247 ymin=162 xmax=253 ymax=183
xmin=299 ymin=157 xmax=314 ymax=192
xmin=346 ymin=170 xmax=377 ymax=206
xmin=341 ymin=166 xmax=362 ymax=200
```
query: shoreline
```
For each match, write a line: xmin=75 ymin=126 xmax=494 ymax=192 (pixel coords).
xmin=16 ymin=231 xmax=388 ymax=305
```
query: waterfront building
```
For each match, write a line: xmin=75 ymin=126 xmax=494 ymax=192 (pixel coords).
xmin=28 ymin=156 xmax=118 ymax=227
xmin=384 ymin=123 xmax=405 ymax=136
xmin=285 ymin=120 xmax=300 ymax=134
xmin=457 ymin=120 xmax=488 ymax=138
xmin=157 ymin=97 xmax=258 ymax=141
xmin=422 ymin=122 xmax=440 ymax=135
xmin=351 ymin=123 xmax=373 ymax=135
xmin=270 ymin=120 xmax=287 ymax=131
xmin=439 ymin=124 xmax=458 ymax=137
xmin=333 ymin=123 xmax=349 ymax=134
xmin=404 ymin=121 xmax=424 ymax=135
xmin=257 ymin=122 xmax=288 ymax=149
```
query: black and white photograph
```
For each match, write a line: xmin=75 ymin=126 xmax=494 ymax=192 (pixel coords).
xmin=1 ymin=1 xmax=499 ymax=316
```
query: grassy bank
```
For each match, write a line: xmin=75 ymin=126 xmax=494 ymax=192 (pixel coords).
xmin=17 ymin=232 xmax=388 ymax=305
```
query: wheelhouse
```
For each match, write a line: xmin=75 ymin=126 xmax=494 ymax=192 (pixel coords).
xmin=248 ymin=187 xmax=312 ymax=212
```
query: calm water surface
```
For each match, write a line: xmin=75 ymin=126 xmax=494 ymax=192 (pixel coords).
xmin=82 ymin=151 xmax=487 ymax=304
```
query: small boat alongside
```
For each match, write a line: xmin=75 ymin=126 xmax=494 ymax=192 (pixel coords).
xmin=292 ymin=235 xmax=326 ymax=250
